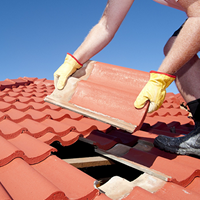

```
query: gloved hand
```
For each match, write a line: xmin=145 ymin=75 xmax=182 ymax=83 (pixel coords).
xmin=134 ymin=71 xmax=176 ymax=113
xmin=54 ymin=53 xmax=82 ymax=90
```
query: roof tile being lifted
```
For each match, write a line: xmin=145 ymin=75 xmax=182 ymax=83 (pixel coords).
xmin=0 ymin=61 xmax=199 ymax=199
xmin=45 ymin=61 xmax=150 ymax=133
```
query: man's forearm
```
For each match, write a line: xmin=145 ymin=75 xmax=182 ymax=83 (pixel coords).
xmin=73 ymin=0 xmax=134 ymax=64
xmin=158 ymin=17 xmax=200 ymax=75
xmin=73 ymin=22 xmax=115 ymax=64
xmin=158 ymin=0 xmax=200 ymax=75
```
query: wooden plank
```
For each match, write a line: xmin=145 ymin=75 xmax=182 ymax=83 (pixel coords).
xmin=95 ymin=148 xmax=171 ymax=182
xmin=63 ymin=156 xmax=115 ymax=168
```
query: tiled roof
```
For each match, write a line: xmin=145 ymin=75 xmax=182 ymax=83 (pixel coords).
xmin=0 ymin=62 xmax=199 ymax=200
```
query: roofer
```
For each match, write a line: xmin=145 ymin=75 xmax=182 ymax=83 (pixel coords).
xmin=54 ymin=0 xmax=200 ymax=156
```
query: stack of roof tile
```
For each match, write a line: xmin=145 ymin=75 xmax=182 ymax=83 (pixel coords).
xmin=0 ymin=61 xmax=199 ymax=200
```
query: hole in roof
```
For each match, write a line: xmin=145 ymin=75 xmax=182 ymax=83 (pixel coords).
xmin=51 ymin=140 xmax=99 ymax=159
xmin=81 ymin=162 xmax=143 ymax=182
xmin=51 ymin=140 xmax=143 ymax=182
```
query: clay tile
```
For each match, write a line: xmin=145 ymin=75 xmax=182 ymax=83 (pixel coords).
xmin=23 ymin=88 xmax=35 ymax=93
xmin=42 ymin=108 xmax=69 ymax=121
xmin=43 ymin=80 xmax=54 ymax=87
xmin=20 ymin=92 xmax=34 ymax=98
xmin=0 ymin=135 xmax=24 ymax=167
xmin=169 ymin=109 xmax=184 ymax=116
xmin=162 ymin=115 xmax=194 ymax=125
xmin=107 ymin=128 xmax=138 ymax=146
xmin=123 ymin=147 xmax=200 ymax=187
xmin=162 ymin=102 xmax=174 ymax=108
xmin=0 ymin=80 xmax=15 ymax=89
xmin=157 ymin=109 xmax=171 ymax=117
xmin=7 ymin=91 xmax=22 ymax=98
xmin=61 ymin=118 xmax=97 ymax=135
xmin=46 ymin=88 xmax=55 ymax=94
xmin=36 ymin=84 xmax=47 ymax=89
xmin=133 ymin=130 xmax=158 ymax=142
xmin=17 ymin=96 xmax=34 ymax=103
xmin=25 ymin=83 xmax=37 ymax=89
xmin=38 ymin=132 xmax=60 ymax=144
xmin=3 ymin=88 xmax=12 ymax=93
xmin=34 ymin=78 xmax=47 ymax=85
xmin=0 ymin=92 xmax=7 ymax=98
xmin=18 ymin=85 xmax=26 ymax=89
xmin=34 ymin=89 xmax=47 ymax=93
xmin=156 ymin=182 xmax=200 ymax=199
xmin=0 ymin=101 xmax=13 ymax=112
xmin=23 ymin=77 xmax=38 ymax=82
xmin=80 ymin=117 xmax=111 ymax=132
xmin=144 ymin=116 xmax=161 ymax=126
xmin=12 ymin=88 xmax=23 ymax=93
xmin=9 ymin=78 xmax=29 ymax=86
xmin=0 ymin=158 xmax=66 ymax=200
xmin=5 ymin=108 xmax=31 ymax=122
xmin=171 ymin=103 xmax=181 ymax=109
xmin=33 ymin=155 xmax=98 ymax=200
xmin=124 ymin=186 xmax=160 ymax=200
xmin=0 ymin=183 xmax=12 ymax=200
xmin=60 ymin=131 xmax=80 ymax=146
xmin=45 ymin=61 xmax=149 ymax=133
xmin=43 ymin=102 xmax=62 ymax=111
xmin=59 ymin=109 xmax=83 ymax=119
xmin=165 ymin=92 xmax=175 ymax=99
xmin=28 ymin=102 xmax=49 ymax=111
xmin=33 ymin=92 xmax=47 ymax=98
xmin=9 ymin=133 xmax=57 ymax=164
xmin=24 ymin=109 xmax=50 ymax=122
xmin=0 ymin=119 xmax=27 ymax=139
xmin=13 ymin=101 xmax=33 ymax=111
xmin=31 ymin=97 xmax=45 ymax=103
xmin=41 ymin=119 xmax=73 ymax=136
xmin=0 ymin=111 xmax=7 ymax=121
xmin=2 ymin=96 xmax=17 ymax=104
xmin=85 ymin=130 xmax=121 ymax=150
xmin=147 ymin=112 xmax=159 ymax=117
xmin=40 ymin=131 xmax=80 ymax=146
xmin=18 ymin=119 xmax=54 ymax=138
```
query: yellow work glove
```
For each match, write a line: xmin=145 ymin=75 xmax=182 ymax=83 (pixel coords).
xmin=54 ymin=53 xmax=82 ymax=90
xmin=134 ymin=71 xmax=176 ymax=113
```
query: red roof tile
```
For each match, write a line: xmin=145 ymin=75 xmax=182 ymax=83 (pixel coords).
xmin=0 ymin=158 xmax=67 ymax=200
xmin=0 ymin=119 xmax=27 ymax=139
xmin=33 ymin=155 xmax=98 ymax=200
xmin=0 ymin=101 xmax=13 ymax=112
xmin=45 ymin=61 xmax=150 ymax=133
xmin=120 ymin=147 xmax=199 ymax=186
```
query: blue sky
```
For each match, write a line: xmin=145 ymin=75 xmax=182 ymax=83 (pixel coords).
xmin=0 ymin=1 xmax=187 ymax=94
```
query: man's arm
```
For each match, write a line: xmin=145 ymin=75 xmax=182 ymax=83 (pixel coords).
xmin=158 ymin=0 xmax=200 ymax=74
xmin=73 ymin=0 xmax=135 ymax=64
xmin=54 ymin=0 xmax=134 ymax=90
xmin=134 ymin=0 xmax=200 ymax=113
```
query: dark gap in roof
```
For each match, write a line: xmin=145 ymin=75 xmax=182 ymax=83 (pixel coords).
xmin=51 ymin=140 xmax=99 ymax=159
xmin=51 ymin=140 xmax=143 ymax=182
xmin=80 ymin=162 xmax=143 ymax=182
